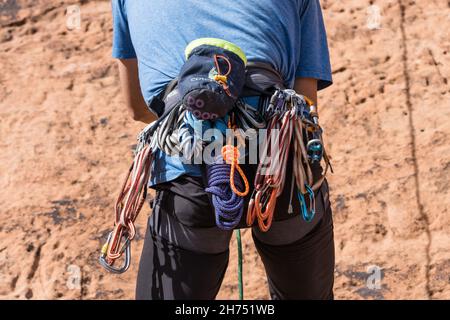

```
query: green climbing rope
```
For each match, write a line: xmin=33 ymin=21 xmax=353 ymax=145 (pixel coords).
xmin=235 ymin=229 xmax=243 ymax=300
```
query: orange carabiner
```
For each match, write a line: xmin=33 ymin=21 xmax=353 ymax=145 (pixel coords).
xmin=254 ymin=188 xmax=277 ymax=232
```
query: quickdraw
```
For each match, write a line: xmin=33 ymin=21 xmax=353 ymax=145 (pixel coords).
xmin=99 ymin=142 xmax=153 ymax=273
xmin=247 ymin=89 xmax=332 ymax=232
xmin=246 ymin=96 xmax=293 ymax=231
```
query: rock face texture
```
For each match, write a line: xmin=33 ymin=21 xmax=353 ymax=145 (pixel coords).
xmin=0 ymin=0 xmax=448 ymax=300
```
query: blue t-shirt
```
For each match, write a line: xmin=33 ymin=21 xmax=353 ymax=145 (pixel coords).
xmin=111 ymin=0 xmax=332 ymax=186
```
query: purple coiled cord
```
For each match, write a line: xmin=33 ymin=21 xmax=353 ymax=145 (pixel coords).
xmin=205 ymin=160 xmax=244 ymax=230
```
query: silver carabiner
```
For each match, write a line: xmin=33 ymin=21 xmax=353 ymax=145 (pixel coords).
xmin=99 ymin=231 xmax=131 ymax=274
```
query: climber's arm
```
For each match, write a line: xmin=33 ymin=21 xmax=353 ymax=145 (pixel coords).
xmin=117 ymin=58 xmax=157 ymax=123
xmin=294 ymin=77 xmax=318 ymax=108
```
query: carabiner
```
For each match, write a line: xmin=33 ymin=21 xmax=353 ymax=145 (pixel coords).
xmin=266 ymin=90 xmax=279 ymax=116
xmin=99 ymin=231 xmax=131 ymax=274
xmin=261 ymin=187 xmax=274 ymax=209
xmin=297 ymin=184 xmax=315 ymax=222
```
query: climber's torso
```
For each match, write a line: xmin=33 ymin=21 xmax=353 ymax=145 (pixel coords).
xmin=112 ymin=0 xmax=331 ymax=106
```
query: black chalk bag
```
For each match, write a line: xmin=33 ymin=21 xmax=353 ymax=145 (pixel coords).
xmin=178 ymin=38 xmax=247 ymax=120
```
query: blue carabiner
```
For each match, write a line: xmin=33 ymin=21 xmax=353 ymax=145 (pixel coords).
xmin=297 ymin=185 xmax=315 ymax=222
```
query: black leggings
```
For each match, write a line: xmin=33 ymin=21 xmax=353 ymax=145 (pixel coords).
xmin=135 ymin=176 xmax=334 ymax=300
